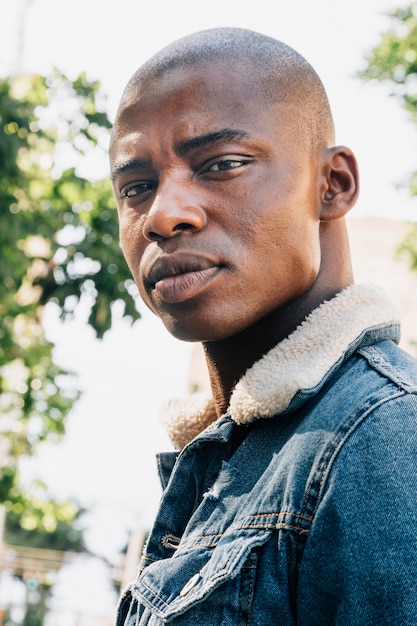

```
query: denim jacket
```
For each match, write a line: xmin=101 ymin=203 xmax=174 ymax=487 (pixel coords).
xmin=117 ymin=284 xmax=417 ymax=625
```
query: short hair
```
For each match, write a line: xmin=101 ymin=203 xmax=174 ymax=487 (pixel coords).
xmin=119 ymin=28 xmax=335 ymax=149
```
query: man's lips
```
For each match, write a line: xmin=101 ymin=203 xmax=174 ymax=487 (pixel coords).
xmin=146 ymin=255 xmax=223 ymax=304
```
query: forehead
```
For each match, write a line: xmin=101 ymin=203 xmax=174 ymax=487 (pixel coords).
xmin=128 ymin=58 xmax=261 ymax=107
xmin=110 ymin=61 xmax=272 ymax=151
xmin=110 ymin=61 xmax=300 ymax=169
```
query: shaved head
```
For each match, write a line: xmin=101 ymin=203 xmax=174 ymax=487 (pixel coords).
xmin=116 ymin=27 xmax=335 ymax=150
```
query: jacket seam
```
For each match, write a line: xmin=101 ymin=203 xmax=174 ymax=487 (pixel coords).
xmin=358 ymin=345 xmax=417 ymax=392
xmin=175 ymin=514 xmax=312 ymax=553
xmin=294 ymin=387 xmax=409 ymax=576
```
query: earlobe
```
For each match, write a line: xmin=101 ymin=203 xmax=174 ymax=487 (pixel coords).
xmin=320 ymin=146 xmax=359 ymax=221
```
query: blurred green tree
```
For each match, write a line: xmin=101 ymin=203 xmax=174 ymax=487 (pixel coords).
xmin=359 ymin=2 xmax=417 ymax=266
xmin=4 ymin=487 xmax=85 ymax=549
xmin=3 ymin=492 xmax=87 ymax=626
xmin=0 ymin=70 xmax=139 ymax=513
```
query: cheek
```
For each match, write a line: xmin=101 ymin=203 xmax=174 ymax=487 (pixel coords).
xmin=263 ymin=217 xmax=321 ymax=299
xmin=119 ymin=217 xmax=146 ymax=278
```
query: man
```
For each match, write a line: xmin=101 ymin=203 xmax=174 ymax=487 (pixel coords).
xmin=109 ymin=28 xmax=417 ymax=625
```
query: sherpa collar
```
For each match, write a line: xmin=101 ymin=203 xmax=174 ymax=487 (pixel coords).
xmin=162 ymin=284 xmax=400 ymax=450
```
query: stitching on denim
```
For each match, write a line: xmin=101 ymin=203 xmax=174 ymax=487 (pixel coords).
xmin=276 ymin=522 xmax=310 ymax=534
xmin=241 ymin=511 xmax=313 ymax=523
xmin=141 ymin=555 xmax=158 ymax=564
xmin=134 ymin=601 xmax=141 ymax=626
xmin=236 ymin=522 xmax=310 ymax=534
xmin=139 ymin=577 xmax=171 ymax=609
xmin=301 ymin=388 xmax=407 ymax=522
xmin=177 ymin=513 xmax=311 ymax=553
xmin=359 ymin=345 xmax=417 ymax=392
xmin=181 ymin=532 xmax=224 ymax=542
xmin=294 ymin=387 xmax=408 ymax=578
xmin=238 ymin=550 xmax=257 ymax=625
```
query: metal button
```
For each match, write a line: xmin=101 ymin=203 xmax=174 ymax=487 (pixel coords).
xmin=180 ymin=573 xmax=201 ymax=597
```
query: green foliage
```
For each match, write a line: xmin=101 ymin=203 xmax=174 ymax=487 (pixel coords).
xmin=398 ymin=224 xmax=417 ymax=268
xmin=359 ymin=4 xmax=417 ymax=115
xmin=4 ymin=490 xmax=86 ymax=551
xmin=359 ymin=2 xmax=417 ymax=269
xmin=0 ymin=70 xmax=140 ymax=515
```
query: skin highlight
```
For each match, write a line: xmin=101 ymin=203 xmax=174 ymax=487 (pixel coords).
xmin=110 ymin=29 xmax=359 ymax=416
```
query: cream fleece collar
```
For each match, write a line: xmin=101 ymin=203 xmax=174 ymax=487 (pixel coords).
xmin=161 ymin=285 xmax=400 ymax=450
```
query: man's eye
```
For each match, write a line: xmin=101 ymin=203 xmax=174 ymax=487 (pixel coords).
xmin=207 ymin=159 xmax=244 ymax=172
xmin=120 ymin=182 xmax=154 ymax=198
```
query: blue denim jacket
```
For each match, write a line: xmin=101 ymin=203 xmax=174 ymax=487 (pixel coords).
xmin=117 ymin=285 xmax=417 ymax=625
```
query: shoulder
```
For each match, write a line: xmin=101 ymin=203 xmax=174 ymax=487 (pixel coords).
xmin=321 ymin=340 xmax=417 ymax=495
xmin=358 ymin=339 xmax=417 ymax=390
xmin=297 ymin=340 xmax=417 ymax=521
xmin=312 ymin=349 xmax=417 ymax=530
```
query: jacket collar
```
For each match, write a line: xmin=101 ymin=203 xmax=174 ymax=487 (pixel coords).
xmin=162 ymin=285 xmax=400 ymax=450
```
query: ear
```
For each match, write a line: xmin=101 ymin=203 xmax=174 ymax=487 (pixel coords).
xmin=320 ymin=146 xmax=359 ymax=220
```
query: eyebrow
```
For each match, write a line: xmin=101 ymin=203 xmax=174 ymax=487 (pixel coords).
xmin=176 ymin=128 xmax=250 ymax=155
xmin=110 ymin=128 xmax=251 ymax=180
xmin=110 ymin=157 xmax=149 ymax=180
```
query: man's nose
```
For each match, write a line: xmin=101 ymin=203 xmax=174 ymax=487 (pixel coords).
xmin=142 ymin=179 xmax=206 ymax=242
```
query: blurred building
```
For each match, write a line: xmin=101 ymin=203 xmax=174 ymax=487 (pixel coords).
xmin=348 ymin=217 xmax=417 ymax=357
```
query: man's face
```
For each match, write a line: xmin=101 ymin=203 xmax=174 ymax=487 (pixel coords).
xmin=110 ymin=61 xmax=323 ymax=342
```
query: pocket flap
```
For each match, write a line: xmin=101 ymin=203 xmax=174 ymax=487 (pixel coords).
xmin=133 ymin=526 xmax=272 ymax=621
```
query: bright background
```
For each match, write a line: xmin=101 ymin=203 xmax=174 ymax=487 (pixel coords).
xmin=1 ymin=0 xmax=416 ymax=596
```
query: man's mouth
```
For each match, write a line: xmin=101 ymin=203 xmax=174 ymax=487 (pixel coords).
xmin=146 ymin=255 xmax=223 ymax=304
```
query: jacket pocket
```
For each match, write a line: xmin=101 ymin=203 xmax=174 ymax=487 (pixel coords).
xmin=132 ymin=526 xmax=272 ymax=624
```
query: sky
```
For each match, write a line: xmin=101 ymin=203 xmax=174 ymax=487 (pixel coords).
xmin=1 ymin=0 xmax=417 ymax=571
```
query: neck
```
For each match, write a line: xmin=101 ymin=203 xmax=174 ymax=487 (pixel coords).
xmin=203 ymin=220 xmax=354 ymax=417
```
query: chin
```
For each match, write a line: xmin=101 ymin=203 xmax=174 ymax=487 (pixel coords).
xmin=162 ymin=323 xmax=216 ymax=343
xmin=159 ymin=312 xmax=214 ymax=341
xmin=161 ymin=315 xmax=247 ymax=344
